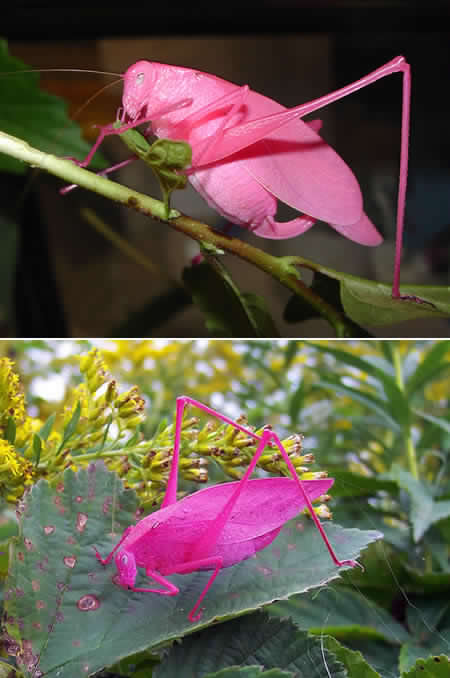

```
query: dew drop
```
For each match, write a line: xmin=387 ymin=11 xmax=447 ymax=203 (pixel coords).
xmin=76 ymin=512 xmax=88 ymax=533
xmin=24 ymin=537 xmax=33 ymax=551
xmin=44 ymin=525 xmax=55 ymax=535
xmin=36 ymin=600 xmax=46 ymax=610
xmin=32 ymin=580 xmax=40 ymax=592
xmin=77 ymin=594 xmax=100 ymax=611
xmin=63 ymin=556 xmax=77 ymax=568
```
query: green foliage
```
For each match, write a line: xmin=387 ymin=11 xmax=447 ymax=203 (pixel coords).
xmin=183 ymin=258 xmax=278 ymax=337
xmin=0 ymin=40 xmax=106 ymax=174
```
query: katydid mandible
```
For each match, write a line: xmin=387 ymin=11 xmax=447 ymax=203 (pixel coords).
xmin=67 ymin=56 xmax=414 ymax=301
xmin=94 ymin=396 xmax=359 ymax=623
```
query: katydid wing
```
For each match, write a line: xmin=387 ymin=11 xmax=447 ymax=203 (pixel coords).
xmin=95 ymin=396 xmax=359 ymax=623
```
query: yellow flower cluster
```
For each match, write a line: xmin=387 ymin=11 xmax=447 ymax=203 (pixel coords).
xmin=0 ymin=439 xmax=34 ymax=502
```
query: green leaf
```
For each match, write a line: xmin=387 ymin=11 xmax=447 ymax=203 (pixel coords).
xmin=183 ymin=259 xmax=278 ymax=337
xmin=405 ymin=341 xmax=450 ymax=397
xmin=5 ymin=415 xmax=16 ymax=445
xmin=57 ymin=400 xmax=81 ymax=453
xmin=206 ymin=666 xmax=295 ymax=678
xmin=340 ymin=278 xmax=450 ymax=326
xmin=402 ymin=655 xmax=450 ymax=678
xmin=268 ymin=587 xmax=410 ymax=645
xmin=385 ymin=465 xmax=450 ymax=542
xmin=153 ymin=612 xmax=347 ymax=678
xmin=323 ymin=636 xmax=381 ymax=678
xmin=32 ymin=434 xmax=42 ymax=466
xmin=38 ymin=413 xmax=56 ymax=441
xmin=307 ymin=341 xmax=410 ymax=427
xmin=0 ymin=215 xmax=18 ymax=325
xmin=0 ymin=40 xmax=106 ymax=174
xmin=327 ymin=470 xmax=398 ymax=499
xmin=4 ymin=463 xmax=381 ymax=678
xmin=400 ymin=643 xmax=450 ymax=675
xmin=314 ymin=376 xmax=403 ymax=433
xmin=413 ymin=410 xmax=450 ymax=435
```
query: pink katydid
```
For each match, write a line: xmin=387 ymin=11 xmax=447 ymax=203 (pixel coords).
xmin=94 ymin=395 xmax=360 ymax=623
xmin=62 ymin=55 xmax=417 ymax=301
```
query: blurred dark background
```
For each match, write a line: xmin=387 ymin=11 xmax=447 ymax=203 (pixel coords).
xmin=2 ymin=1 xmax=450 ymax=337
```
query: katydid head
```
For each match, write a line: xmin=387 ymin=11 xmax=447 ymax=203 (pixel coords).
xmin=115 ymin=550 xmax=137 ymax=589
xmin=122 ymin=60 xmax=156 ymax=121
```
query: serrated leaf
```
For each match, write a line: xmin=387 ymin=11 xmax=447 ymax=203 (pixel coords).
xmin=4 ymin=463 xmax=381 ymax=678
xmin=268 ymin=587 xmax=410 ymax=645
xmin=402 ymin=655 xmax=450 ymax=678
xmin=400 ymin=643 xmax=450 ymax=675
xmin=183 ymin=259 xmax=278 ymax=337
xmin=340 ymin=278 xmax=450 ymax=326
xmin=323 ymin=636 xmax=381 ymax=678
xmin=0 ymin=39 xmax=106 ymax=174
xmin=153 ymin=612 xmax=347 ymax=678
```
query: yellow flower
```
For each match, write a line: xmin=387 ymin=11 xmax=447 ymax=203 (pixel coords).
xmin=0 ymin=358 xmax=26 ymax=431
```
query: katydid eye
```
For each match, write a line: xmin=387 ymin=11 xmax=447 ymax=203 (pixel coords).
xmin=136 ymin=73 xmax=145 ymax=85
xmin=121 ymin=554 xmax=128 ymax=564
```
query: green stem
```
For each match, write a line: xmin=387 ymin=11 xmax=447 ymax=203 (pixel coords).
xmin=0 ymin=130 xmax=357 ymax=337
xmin=391 ymin=342 xmax=419 ymax=479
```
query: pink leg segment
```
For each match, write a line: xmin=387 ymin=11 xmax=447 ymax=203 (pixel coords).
xmin=164 ymin=396 xmax=360 ymax=570
xmin=167 ymin=556 xmax=224 ymax=622
xmin=130 ymin=568 xmax=179 ymax=596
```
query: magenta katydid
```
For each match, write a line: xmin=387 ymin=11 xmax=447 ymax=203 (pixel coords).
xmin=94 ymin=396 xmax=359 ymax=623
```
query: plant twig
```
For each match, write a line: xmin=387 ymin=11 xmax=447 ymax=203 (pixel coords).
xmin=0 ymin=130 xmax=360 ymax=337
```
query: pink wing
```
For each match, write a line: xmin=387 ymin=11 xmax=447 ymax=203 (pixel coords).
xmin=164 ymin=477 xmax=334 ymax=541
xmin=190 ymin=89 xmax=364 ymax=226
